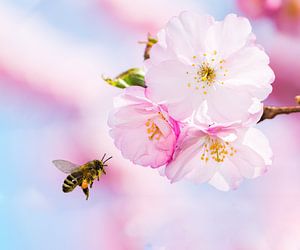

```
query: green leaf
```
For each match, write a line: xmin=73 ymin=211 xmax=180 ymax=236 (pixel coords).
xmin=103 ymin=68 xmax=145 ymax=89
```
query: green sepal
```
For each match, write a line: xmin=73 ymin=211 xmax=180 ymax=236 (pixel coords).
xmin=103 ymin=68 xmax=145 ymax=89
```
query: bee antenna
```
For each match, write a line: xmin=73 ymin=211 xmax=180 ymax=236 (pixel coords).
xmin=103 ymin=156 xmax=112 ymax=165
xmin=100 ymin=153 xmax=107 ymax=162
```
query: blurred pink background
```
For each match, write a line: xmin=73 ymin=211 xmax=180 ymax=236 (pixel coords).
xmin=1 ymin=0 xmax=300 ymax=249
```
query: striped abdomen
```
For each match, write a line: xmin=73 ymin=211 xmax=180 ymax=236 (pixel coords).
xmin=62 ymin=171 xmax=83 ymax=193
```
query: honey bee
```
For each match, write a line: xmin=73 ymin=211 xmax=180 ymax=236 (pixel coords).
xmin=52 ymin=154 xmax=112 ymax=200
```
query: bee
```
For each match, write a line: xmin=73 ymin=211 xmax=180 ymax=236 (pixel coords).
xmin=52 ymin=154 xmax=112 ymax=200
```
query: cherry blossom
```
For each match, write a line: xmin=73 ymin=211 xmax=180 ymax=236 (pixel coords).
xmin=145 ymin=11 xmax=274 ymax=122
xmin=108 ymin=86 xmax=179 ymax=168
xmin=238 ymin=0 xmax=300 ymax=36
xmin=237 ymin=0 xmax=282 ymax=18
xmin=164 ymin=115 xmax=272 ymax=191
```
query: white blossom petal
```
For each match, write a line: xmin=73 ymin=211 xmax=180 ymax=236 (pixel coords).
xmin=209 ymin=159 xmax=243 ymax=191
xmin=204 ymin=14 xmax=252 ymax=58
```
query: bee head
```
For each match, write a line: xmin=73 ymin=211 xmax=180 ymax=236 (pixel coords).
xmin=95 ymin=154 xmax=112 ymax=174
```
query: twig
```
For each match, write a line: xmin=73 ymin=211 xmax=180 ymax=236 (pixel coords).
xmin=139 ymin=34 xmax=157 ymax=60
xmin=295 ymin=95 xmax=300 ymax=105
xmin=259 ymin=96 xmax=300 ymax=122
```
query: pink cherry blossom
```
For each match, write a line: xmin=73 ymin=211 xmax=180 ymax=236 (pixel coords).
xmin=164 ymin=116 xmax=272 ymax=191
xmin=108 ymin=86 xmax=179 ymax=168
xmin=145 ymin=11 xmax=274 ymax=123
xmin=275 ymin=0 xmax=300 ymax=35
xmin=238 ymin=0 xmax=300 ymax=36
xmin=237 ymin=0 xmax=282 ymax=18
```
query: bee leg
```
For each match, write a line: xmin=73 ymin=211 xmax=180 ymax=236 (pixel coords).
xmin=82 ymin=187 xmax=89 ymax=200
xmin=90 ymin=181 xmax=94 ymax=188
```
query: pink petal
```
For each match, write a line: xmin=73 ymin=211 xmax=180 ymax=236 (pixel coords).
xmin=146 ymin=30 xmax=177 ymax=69
xmin=165 ymin=139 xmax=203 ymax=182
xmin=165 ymin=11 xmax=214 ymax=59
xmin=232 ymin=145 xmax=266 ymax=178
xmin=205 ymin=14 xmax=252 ymax=58
xmin=113 ymin=86 xmax=148 ymax=107
xmin=108 ymin=87 xmax=178 ymax=168
xmin=224 ymin=46 xmax=275 ymax=100
xmin=165 ymin=127 xmax=216 ymax=183
xmin=207 ymin=84 xmax=256 ymax=123
xmin=241 ymin=127 xmax=273 ymax=166
xmin=209 ymin=159 xmax=243 ymax=191
xmin=145 ymin=60 xmax=197 ymax=120
xmin=145 ymin=60 xmax=190 ymax=102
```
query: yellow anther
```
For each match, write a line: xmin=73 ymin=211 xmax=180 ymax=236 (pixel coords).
xmin=145 ymin=113 xmax=166 ymax=141
xmin=186 ymin=54 xmax=228 ymax=93
xmin=200 ymin=138 xmax=236 ymax=163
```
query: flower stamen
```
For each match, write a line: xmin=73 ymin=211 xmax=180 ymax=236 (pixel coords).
xmin=145 ymin=112 xmax=166 ymax=141
xmin=200 ymin=137 xmax=237 ymax=163
xmin=199 ymin=62 xmax=216 ymax=84
xmin=186 ymin=50 xmax=229 ymax=95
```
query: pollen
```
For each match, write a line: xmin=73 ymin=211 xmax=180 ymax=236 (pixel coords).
xmin=185 ymin=51 xmax=229 ymax=95
xmin=200 ymin=137 xmax=236 ymax=163
xmin=199 ymin=62 xmax=216 ymax=84
xmin=145 ymin=112 xmax=166 ymax=141
xmin=81 ymin=179 xmax=89 ymax=189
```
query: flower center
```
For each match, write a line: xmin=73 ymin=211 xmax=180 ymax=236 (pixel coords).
xmin=145 ymin=112 xmax=165 ymax=141
xmin=200 ymin=137 xmax=237 ymax=163
xmin=199 ymin=62 xmax=216 ymax=84
xmin=186 ymin=50 xmax=228 ymax=95
xmin=146 ymin=121 xmax=162 ymax=140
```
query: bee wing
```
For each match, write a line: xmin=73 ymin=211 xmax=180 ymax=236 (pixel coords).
xmin=52 ymin=160 xmax=80 ymax=174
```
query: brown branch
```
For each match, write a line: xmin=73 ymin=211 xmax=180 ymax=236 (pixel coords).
xmin=140 ymin=34 xmax=157 ymax=60
xmin=296 ymin=95 xmax=300 ymax=105
xmin=259 ymin=96 xmax=300 ymax=122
